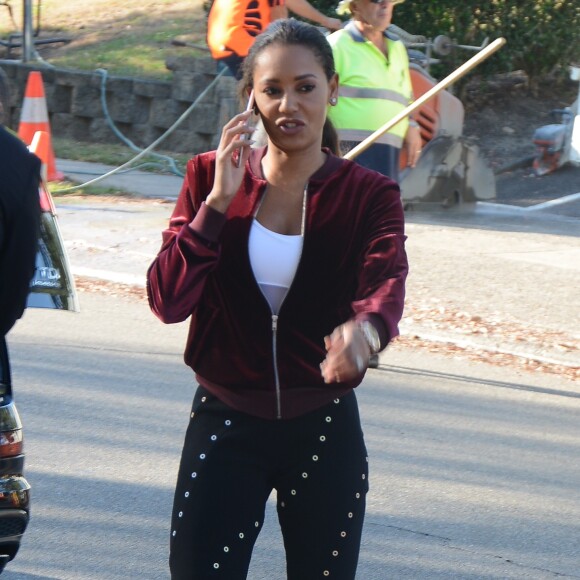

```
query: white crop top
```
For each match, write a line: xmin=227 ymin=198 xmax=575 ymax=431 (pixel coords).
xmin=248 ymin=219 xmax=304 ymax=314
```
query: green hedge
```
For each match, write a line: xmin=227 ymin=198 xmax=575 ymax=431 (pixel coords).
xmin=311 ymin=0 xmax=580 ymax=82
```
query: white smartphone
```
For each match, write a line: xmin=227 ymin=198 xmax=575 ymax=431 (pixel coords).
xmin=236 ymin=90 xmax=255 ymax=168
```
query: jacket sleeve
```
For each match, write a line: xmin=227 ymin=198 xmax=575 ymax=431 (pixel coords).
xmin=147 ymin=157 xmax=227 ymax=324
xmin=351 ymin=178 xmax=408 ymax=351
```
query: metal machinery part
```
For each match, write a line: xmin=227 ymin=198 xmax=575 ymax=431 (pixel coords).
xmin=432 ymin=35 xmax=452 ymax=56
xmin=532 ymin=64 xmax=580 ymax=176
xmin=399 ymin=63 xmax=496 ymax=207
xmin=532 ymin=100 xmax=578 ymax=177
xmin=400 ymin=135 xmax=496 ymax=208
xmin=390 ymin=27 xmax=497 ymax=208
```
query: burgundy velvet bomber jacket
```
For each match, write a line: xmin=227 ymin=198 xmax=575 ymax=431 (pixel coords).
xmin=147 ymin=147 xmax=408 ymax=420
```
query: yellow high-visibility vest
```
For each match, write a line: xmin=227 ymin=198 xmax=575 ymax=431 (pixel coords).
xmin=328 ymin=23 xmax=413 ymax=148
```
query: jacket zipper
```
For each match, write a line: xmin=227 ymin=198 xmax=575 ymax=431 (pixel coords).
xmin=254 ymin=182 xmax=309 ymax=419
xmin=271 ymin=314 xmax=282 ymax=418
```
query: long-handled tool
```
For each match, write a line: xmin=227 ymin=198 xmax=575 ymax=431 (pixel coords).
xmin=343 ymin=37 xmax=506 ymax=161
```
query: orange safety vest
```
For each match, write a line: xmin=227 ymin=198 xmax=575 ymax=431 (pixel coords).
xmin=207 ymin=0 xmax=284 ymax=60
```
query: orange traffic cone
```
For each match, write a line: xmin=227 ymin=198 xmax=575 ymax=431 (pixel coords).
xmin=18 ymin=71 xmax=63 ymax=182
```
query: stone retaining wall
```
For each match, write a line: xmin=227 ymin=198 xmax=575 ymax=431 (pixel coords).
xmin=0 ymin=57 xmax=239 ymax=154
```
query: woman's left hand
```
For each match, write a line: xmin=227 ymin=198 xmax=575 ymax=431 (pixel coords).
xmin=320 ymin=321 xmax=370 ymax=383
xmin=405 ymin=124 xmax=423 ymax=168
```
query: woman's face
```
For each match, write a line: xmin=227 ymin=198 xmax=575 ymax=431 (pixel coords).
xmin=251 ymin=43 xmax=338 ymax=154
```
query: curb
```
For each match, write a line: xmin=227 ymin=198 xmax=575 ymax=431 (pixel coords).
xmin=397 ymin=326 xmax=579 ymax=369
xmin=73 ymin=267 xmax=146 ymax=288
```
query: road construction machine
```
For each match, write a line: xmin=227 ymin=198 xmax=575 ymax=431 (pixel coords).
xmin=393 ymin=27 xmax=496 ymax=208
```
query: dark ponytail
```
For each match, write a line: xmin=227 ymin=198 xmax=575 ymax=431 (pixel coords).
xmin=322 ymin=118 xmax=340 ymax=156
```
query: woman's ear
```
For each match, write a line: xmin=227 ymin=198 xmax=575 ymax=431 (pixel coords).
xmin=329 ymin=73 xmax=339 ymax=103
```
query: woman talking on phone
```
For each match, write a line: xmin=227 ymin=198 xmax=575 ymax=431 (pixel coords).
xmin=147 ymin=18 xmax=408 ymax=580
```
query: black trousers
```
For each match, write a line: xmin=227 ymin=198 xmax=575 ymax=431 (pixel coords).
xmin=169 ymin=386 xmax=369 ymax=579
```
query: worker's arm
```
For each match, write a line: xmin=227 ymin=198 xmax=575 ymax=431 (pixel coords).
xmin=285 ymin=0 xmax=342 ymax=30
xmin=404 ymin=123 xmax=422 ymax=168
xmin=270 ymin=3 xmax=288 ymax=20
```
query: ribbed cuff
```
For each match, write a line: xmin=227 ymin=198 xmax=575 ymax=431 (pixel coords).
xmin=189 ymin=202 xmax=227 ymax=243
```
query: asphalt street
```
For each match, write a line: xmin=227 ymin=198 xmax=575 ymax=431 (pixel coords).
xmin=495 ymin=163 xmax=580 ymax=218
xmin=5 ymin=292 xmax=580 ymax=579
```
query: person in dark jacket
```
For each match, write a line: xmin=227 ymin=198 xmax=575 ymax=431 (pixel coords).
xmin=0 ymin=125 xmax=40 ymax=387
xmin=148 ymin=19 xmax=408 ymax=579
xmin=0 ymin=125 xmax=41 ymax=338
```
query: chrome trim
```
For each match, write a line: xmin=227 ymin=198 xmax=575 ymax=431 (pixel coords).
xmin=27 ymin=182 xmax=79 ymax=312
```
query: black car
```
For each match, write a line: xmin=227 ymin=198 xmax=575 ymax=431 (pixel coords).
xmin=0 ymin=178 xmax=78 ymax=572
xmin=0 ymin=345 xmax=29 ymax=573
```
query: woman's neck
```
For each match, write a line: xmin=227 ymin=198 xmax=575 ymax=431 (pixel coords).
xmin=256 ymin=145 xmax=326 ymax=235
xmin=261 ymin=144 xmax=326 ymax=190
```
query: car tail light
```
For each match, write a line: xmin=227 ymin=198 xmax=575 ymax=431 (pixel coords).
xmin=0 ymin=430 xmax=23 ymax=458
xmin=38 ymin=181 xmax=56 ymax=214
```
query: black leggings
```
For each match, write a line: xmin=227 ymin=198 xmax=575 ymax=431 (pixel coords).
xmin=169 ymin=386 xmax=369 ymax=580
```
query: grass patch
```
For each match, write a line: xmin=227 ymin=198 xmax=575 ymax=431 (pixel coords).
xmin=45 ymin=30 xmax=197 ymax=79
xmin=53 ymin=137 xmax=190 ymax=174
xmin=0 ymin=0 xmax=207 ymax=80
xmin=47 ymin=179 xmax=130 ymax=198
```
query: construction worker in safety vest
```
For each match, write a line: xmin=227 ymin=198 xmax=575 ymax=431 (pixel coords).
xmin=207 ymin=0 xmax=342 ymax=79
xmin=327 ymin=0 xmax=422 ymax=182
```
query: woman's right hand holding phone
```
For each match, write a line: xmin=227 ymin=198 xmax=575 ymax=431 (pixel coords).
xmin=206 ymin=110 xmax=255 ymax=215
